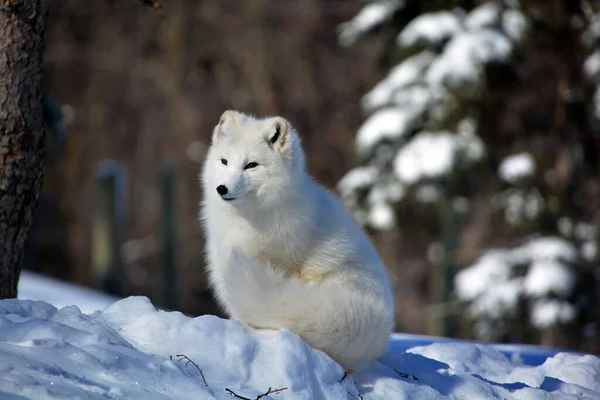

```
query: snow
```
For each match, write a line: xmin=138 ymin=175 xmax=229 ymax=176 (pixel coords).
xmin=502 ymin=9 xmax=529 ymax=44
xmin=414 ymin=184 xmax=441 ymax=203
xmin=499 ymin=152 xmax=536 ymax=184
xmin=391 ymin=126 xmax=484 ymax=187
xmin=500 ymin=188 xmax=544 ymax=224
xmin=356 ymin=108 xmax=419 ymax=155
xmin=594 ymin=86 xmax=600 ymax=120
xmin=575 ymin=222 xmax=598 ymax=241
xmin=586 ymin=51 xmax=600 ymax=81
xmin=582 ymin=240 xmax=598 ymax=261
xmin=368 ymin=202 xmax=396 ymax=230
xmin=385 ymin=181 xmax=406 ymax=202
xmin=456 ymin=237 xmax=579 ymax=329
xmin=465 ymin=3 xmax=528 ymax=44
xmin=339 ymin=4 xmax=522 ymax=217
xmin=361 ymin=51 xmax=434 ymax=111
xmin=389 ymin=84 xmax=432 ymax=111
xmin=457 ymin=117 xmax=485 ymax=162
xmin=338 ymin=1 xmax=403 ymax=47
xmin=465 ymin=2 xmax=500 ymax=31
xmin=337 ymin=166 xmax=378 ymax=197
xmin=455 ymin=249 xmax=522 ymax=318
xmin=17 ymin=270 xmax=118 ymax=314
xmin=393 ymin=131 xmax=456 ymax=184
xmin=427 ymin=30 xmax=513 ymax=92
xmin=518 ymin=236 xmax=577 ymax=262
xmin=456 ymin=251 xmax=510 ymax=301
xmin=396 ymin=11 xmax=463 ymax=49
xmin=583 ymin=14 xmax=600 ymax=48
xmin=531 ymin=300 xmax=576 ymax=328
xmin=2 ymin=296 xmax=600 ymax=400
xmin=523 ymin=260 xmax=576 ymax=297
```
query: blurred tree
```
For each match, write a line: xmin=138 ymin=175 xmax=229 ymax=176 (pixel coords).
xmin=0 ymin=0 xmax=49 ymax=298
xmin=338 ymin=0 xmax=600 ymax=351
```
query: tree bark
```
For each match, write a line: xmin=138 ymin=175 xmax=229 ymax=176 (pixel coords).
xmin=0 ymin=0 xmax=49 ymax=298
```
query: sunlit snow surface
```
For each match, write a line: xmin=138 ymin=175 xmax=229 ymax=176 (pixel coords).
xmin=18 ymin=270 xmax=118 ymax=314
xmin=1 ymin=295 xmax=599 ymax=399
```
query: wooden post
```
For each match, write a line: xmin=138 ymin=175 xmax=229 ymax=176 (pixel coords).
xmin=159 ymin=160 xmax=178 ymax=310
xmin=432 ymin=181 xmax=458 ymax=338
xmin=92 ymin=160 xmax=127 ymax=296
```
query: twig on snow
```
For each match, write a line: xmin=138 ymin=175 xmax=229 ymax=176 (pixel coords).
xmin=225 ymin=386 xmax=288 ymax=400
xmin=173 ymin=354 xmax=208 ymax=387
xmin=339 ymin=368 xmax=355 ymax=383
xmin=394 ymin=368 xmax=419 ymax=381
xmin=346 ymin=390 xmax=364 ymax=400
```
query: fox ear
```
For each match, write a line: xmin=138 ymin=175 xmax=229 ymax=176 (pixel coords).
xmin=266 ymin=117 xmax=289 ymax=152
xmin=212 ymin=110 xmax=239 ymax=143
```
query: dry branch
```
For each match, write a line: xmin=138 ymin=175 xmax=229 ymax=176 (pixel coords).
xmin=339 ymin=368 xmax=354 ymax=383
xmin=225 ymin=386 xmax=288 ymax=400
xmin=173 ymin=354 xmax=208 ymax=387
xmin=394 ymin=368 xmax=419 ymax=381
xmin=346 ymin=391 xmax=364 ymax=400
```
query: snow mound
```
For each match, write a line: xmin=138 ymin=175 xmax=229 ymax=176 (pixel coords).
xmin=18 ymin=270 xmax=118 ymax=314
xmin=1 ymin=296 xmax=600 ymax=399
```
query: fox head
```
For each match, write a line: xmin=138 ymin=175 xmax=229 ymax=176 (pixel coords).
xmin=202 ymin=110 xmax=306 ymax=209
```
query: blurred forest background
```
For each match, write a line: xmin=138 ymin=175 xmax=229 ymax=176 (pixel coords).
xmin=28 ymin=0 xmax=599 ymax=354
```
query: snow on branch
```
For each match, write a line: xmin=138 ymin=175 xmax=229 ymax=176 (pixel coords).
xmin=338 ymin=0 xmax=404 ymax=47
xmin=396 ymin=11 xmax=462 ymax=49
xmin=338 ymin=3 xmax=526 ymax=230
xmin=498 ymin=152 xmax=536 ymax=184
xmin=455 ymin=236 xmax=580 ymax=337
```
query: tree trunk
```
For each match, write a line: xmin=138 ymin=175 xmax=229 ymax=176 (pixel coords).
xmin=0 ymin=0 xmax=49 ymax=298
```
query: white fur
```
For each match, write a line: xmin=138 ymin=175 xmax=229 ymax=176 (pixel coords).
xmin=201 ymin=110 xmax=394 ymax=368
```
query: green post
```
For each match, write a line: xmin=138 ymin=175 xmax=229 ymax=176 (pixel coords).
xmin=92 ymin=160 xmax=126 ymax=296
xmin=159 ymin=160 xmax=178 ymax=310
xmin=432 ymin=181 xmax=458 ymax=338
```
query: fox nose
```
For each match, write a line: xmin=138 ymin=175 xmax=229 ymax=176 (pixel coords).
xmin=216 ymin=185 xmax=228 ymax=196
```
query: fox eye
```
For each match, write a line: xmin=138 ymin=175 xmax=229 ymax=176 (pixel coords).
xmin=244 ymin=162 xmax=259 ymax=170
xmin=221 ymin=159 xmax=228 ymax=166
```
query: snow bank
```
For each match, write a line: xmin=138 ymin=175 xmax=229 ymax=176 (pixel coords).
xmin=18 ymin=270 xmax=118 ymax=314
xmin=1 ymin=296 xmax=599 ymax=399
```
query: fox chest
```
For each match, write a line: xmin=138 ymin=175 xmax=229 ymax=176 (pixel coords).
xmin=213 ymin=222 xmax=304 ymax=270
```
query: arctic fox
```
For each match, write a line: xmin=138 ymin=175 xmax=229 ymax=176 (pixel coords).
xmin=201 ymin=110 xmax=394 ymax=368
